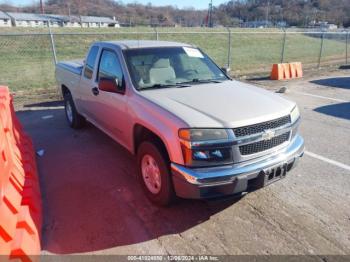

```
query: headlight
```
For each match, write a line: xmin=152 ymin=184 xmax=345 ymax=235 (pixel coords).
xmin=290 ymin=106 xmax=300 ymax=123
xmin=178 ymin=129 xmax=233 ymax=167
xmin=179 ymin=129 xmax=229 ymax=142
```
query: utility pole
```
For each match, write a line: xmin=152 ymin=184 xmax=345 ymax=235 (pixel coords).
xmin=40 ymin=0 xmax=45 ymax=14
xmin=67 ymin=3 xmax=72 ymax=25
xmin=265 ymin=0 xmax=270 ymax=27
xmin=68 ymin=3 xmax=71 ymax=18
xmin=208 ymin=0 xmax=213 ymax=28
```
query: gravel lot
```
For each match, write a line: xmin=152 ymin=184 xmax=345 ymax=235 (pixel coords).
xmin=16 ymin=69 xmax=350 ymax=257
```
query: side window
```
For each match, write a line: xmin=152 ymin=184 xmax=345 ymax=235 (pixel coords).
xmin=83 ymin=46 xmax=99 ymax=79
xmin=98 ymin=50 xmax=123 ymax=82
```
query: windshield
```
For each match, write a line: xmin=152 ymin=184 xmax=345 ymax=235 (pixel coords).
xmin=123 ymin=47 xmax=228 ymax=90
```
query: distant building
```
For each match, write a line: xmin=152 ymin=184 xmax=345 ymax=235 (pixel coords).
xmin=6 ymin=12 xmax=62 ymax=27
xmin=324 ymin=23 xmax=338 ymax=30
xmin=2 ymin=11 xmax=120 ymax=28
xmin=80 ymin=16 xmax=119 ymax=28
xmin=0 ymin=10 xmax=11 ymax=27
xmin=45 ymin=14 xmax=81 ymax=27
xmin=276 ymin=21 xmax=288 ymax=28
xmin=309 ymin=21 xmax=338 ymax=30
xmin=243 ymin=20 xmax=273 ymax=28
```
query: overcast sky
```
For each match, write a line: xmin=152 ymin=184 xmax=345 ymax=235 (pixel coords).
xmin=2 ymin=0 xmax=227 ymax=10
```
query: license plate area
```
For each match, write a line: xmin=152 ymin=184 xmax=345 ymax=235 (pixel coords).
xmin=263 ymin=163 xmax=287 ymax=186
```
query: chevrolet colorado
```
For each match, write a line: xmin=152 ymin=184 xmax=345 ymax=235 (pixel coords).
xmin=55 ymin=40 xmax=304 ymax=205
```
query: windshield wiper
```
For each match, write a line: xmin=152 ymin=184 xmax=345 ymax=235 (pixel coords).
xmin=177 ymin=78 xmax=224 ymax=85
xmin=138 ymin=83 xmax=190 ymax=91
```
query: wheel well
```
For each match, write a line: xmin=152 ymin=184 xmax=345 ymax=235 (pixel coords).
xmin=134 ymin=124 xmax=169 ymax=160
xmin=61 ymin=85 xmax=70 ymax=96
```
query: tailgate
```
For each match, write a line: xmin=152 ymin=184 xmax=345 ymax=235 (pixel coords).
xmin=56 ymin=60 xmax=84 ymax=75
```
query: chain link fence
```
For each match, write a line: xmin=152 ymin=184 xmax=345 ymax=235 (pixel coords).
xmin=0 ymin=28 xmax=349 ymax=108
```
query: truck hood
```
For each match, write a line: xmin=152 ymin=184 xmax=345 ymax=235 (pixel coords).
xmin=138 ymin=80 xmax=296 ymax=128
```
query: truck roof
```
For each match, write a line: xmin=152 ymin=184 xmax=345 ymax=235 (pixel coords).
xmin=101 ymin=40 xmax=194 ymax=49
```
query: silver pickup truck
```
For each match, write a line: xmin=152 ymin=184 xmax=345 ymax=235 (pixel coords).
xmin=55 ymin=40 xmax=304 ymax=205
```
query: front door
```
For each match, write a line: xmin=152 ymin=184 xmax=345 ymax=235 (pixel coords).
xmin=93 ymin=49 xmax=129 ymax=146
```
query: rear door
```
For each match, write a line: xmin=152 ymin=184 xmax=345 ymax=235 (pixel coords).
xmin=76 ymin=45 xmax=100 ymax=120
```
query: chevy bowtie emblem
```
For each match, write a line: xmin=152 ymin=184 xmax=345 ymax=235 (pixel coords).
xmin=262 ymin=130 xmax=275 ymax=140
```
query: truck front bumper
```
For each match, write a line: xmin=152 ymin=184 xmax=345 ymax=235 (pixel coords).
xmin=171 ymin=135 xmax=304 ymax=199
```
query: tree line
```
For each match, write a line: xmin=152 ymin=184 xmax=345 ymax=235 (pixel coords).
xmin=0 ymin=0 xmax=349 ymax=27
xmin=215 ymin=0 xmax=350 ymax=27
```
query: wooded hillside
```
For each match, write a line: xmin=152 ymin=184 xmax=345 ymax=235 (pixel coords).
xmin=0 ymin=0 xmax=349 ymax=27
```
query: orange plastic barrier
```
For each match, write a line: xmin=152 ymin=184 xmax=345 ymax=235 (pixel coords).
xmin=270 ymin=62 xmax=303 ymax=80
xmin=289 ymin=62 xmax=303 ymax=78
xmin=0 ymin=86 xmax=42 ymax=261
xmin=281 ymin=63 xmax=291 ymax=80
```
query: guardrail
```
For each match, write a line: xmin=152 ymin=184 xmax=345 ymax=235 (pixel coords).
xmin=0 ymin=86 xmax=42 ymax=261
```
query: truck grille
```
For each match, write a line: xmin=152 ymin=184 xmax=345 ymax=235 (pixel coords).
xmin=239 ymin=132 xmax=290 ymax=155
xmin=233 ymin=115 xmax=291 ymax=137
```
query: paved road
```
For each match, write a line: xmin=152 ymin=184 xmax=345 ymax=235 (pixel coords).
xmin=17 ymin=70 xmax=350 ymax=255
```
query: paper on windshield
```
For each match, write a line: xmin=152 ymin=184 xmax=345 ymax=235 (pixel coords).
xmin=183 ymin=47 xmax=204 ymax=58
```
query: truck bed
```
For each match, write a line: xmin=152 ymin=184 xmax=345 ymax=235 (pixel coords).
xmin=56 ymin=60 xmax=84 ymax=75
xmin=55 ymin=60 xmax=84 ymax=97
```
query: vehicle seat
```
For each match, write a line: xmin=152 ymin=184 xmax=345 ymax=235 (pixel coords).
xmin=131 ymin=57 xmax=152 ymax=84
xmin=149 ymin=58 xmax=176 ymax=84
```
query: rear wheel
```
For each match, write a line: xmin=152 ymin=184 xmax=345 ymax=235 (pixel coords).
xmin=137 ymin=141 xmax=176 ymax=206
xmin=64 ymin=92 xmax=85 ymax=129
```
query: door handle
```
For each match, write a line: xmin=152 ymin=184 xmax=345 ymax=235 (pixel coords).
xmin=92 ymin=87 xmax=99 ymax=96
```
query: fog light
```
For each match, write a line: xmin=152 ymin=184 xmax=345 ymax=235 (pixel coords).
xmin=211 ymin=150 xmax=223 ymax=158
xmin=192 ymin=149 xmax=229 ymax=161
xmin=193 ymin=151 xmax=209 ymax=160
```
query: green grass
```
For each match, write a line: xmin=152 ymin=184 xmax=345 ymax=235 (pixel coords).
xmin=0 ymin=27 xmax=348 ymax=92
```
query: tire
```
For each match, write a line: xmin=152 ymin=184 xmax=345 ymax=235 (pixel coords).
xmin=137 ymin=141 xmax=176 ymax=206
xmin=64 ymin=92 xmax=85 ymax=129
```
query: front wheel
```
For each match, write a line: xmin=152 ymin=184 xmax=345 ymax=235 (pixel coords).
xmin=137 ymin=141 xmax=176 ymax=206
xmin=64 ymin=92 xmax=85 ymax=129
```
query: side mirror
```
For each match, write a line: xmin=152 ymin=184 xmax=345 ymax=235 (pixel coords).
xmin=221 ymin=67 xmax=231 ymax=75
xmin=98 ymin=77 xmax=124 ymax=93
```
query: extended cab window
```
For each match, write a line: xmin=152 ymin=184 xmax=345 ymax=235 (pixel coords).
xmin=98 ymin=50 xmax=123 ymax=82
xmin=83 ymin=46 xmax=99 ymax=79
